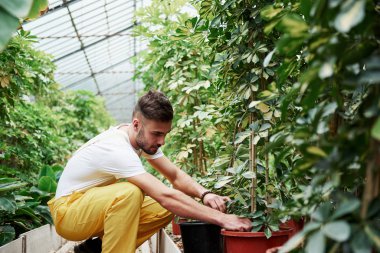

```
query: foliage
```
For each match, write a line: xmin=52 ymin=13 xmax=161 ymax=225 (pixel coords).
xmin=136 ymin=0 xmax=380 ymax=248
xmin=134 ymin=0 xmax=227 ymax=175
xmin=0 ymin=165 xmax=61 ymax=245
xmin=0 ymin=31 xmax=55 ymax=120
xmin=0 ymin=0 xmax=48 ymax=51
xmin=0 ymin=33 xmax=114 ymax=246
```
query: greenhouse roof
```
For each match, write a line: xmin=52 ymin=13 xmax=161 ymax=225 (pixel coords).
xmin=23 ymin=0 xmax=148 ymax=123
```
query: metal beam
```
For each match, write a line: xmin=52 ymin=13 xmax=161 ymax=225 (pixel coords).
xmin=53 ymin=23 xmax=137 ymax=63
xmin=61 ymin=56 xmax=134 ymax=90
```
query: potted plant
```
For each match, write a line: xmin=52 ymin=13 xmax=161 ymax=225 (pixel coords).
xmin=215 ymin=149 xmax=294 ymax=253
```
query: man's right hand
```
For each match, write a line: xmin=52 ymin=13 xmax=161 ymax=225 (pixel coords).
xmin=221 ymin=214 xmax=252 ymax=232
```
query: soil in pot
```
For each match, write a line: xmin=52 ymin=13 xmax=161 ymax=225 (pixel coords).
xmin=222 ymin=228 xmax=292 ymax=253
xmin=180 ymin=221 xmax=222 ymax=253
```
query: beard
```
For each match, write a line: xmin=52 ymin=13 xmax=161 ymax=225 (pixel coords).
xmin=136 ymin=127 xmax=158 ymax=155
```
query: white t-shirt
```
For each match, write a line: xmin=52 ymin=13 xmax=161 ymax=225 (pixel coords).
xmin=55 ymin=125 xmax=163 ymax=199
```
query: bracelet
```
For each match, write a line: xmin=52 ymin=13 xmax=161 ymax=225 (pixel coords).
xmin=200 ymin=190 xmax=213 ymax=204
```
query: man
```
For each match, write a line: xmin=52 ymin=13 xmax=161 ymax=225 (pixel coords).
xmin=48 ymin=90 xmax=252 ymax=253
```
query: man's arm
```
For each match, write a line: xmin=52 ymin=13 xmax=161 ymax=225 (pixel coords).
xmin=127 ymin=172 xmax=251 ymax=231
xmin=148 ymin=156 xmax=230 ymax=213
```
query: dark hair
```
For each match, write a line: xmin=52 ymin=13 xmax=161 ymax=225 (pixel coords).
xmin=133 ymin=90 xmax=173 ymax=121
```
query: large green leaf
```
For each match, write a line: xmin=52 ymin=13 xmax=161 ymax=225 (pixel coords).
xmin=322 ymin=221 xmax=350 ymax=242
xmin=277 ymin=14 xmax=308 ymax=37
xmin=331 ymin=198 xmax=360 ymax=219
xmin=311 ymin=203 xmax=331 ymax=222
xmin=0 ymin=196 xmax=17 ymax=213
xmin=306 ymin=231 xmax=325 ymax=253
xmin=38 ymin=176 xmax=57 ymax=193
xmin=350 ymin=229 xmax=372 ymax=253
xmin=38 ymin=165 xmax=56 ymax=181
xmin=261 ymin=5 xmax=283 ymax=20
xmin=364 ymin=225 xmax=380 ymax=250
xmin=0 ymin=225 xmax=15 ymax=246
xmin=334 ymin=0 xmax=366 ymax=33
xmin=0 ymin=0 xmax=33 ymax=17
xmin=27 ymin=0 xmax=49 ymax=19
xmin=0 ymin=8 xmax=19 ymax=51
xmin=371 ymin=117 xmax=380 ymax=141
xmin=0 ymin=180 xmax=28 ymax=193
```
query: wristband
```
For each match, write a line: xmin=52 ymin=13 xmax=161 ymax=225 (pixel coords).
xmin=200 ymin=190 xmax=213 ymax=204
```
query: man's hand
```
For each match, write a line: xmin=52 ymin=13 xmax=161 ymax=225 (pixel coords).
xmin=221 ymin=214 xmax=252 ymax=231
xmin=203 ymin=193 xmax=230 ymax=213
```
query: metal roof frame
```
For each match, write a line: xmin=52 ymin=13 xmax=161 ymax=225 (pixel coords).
xmin=23 ymin=0 xmax=148 ymax=123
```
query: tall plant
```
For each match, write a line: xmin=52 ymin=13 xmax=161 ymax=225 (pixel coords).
xmin=134 ymin=0 xmax=227 ymax=175
xmin=259 ymin=1 xmax=380 ymax=251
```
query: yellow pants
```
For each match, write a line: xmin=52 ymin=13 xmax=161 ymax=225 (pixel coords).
xmin=48 ymin=182 xmax=173 ymax=253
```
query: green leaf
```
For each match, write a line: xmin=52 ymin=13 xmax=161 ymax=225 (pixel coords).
xmin=214 ymin=179 xmax=233 ymax=189
xmin=27 ymin=0 xmax=49 ymax=19
xmin=365 ymin=225 xmax=380 ymax=250
xmin=0 ymin=225 xmax=15 ymax=246
xmin=242 ymin=171 xmax=256 ymax=179
xmin=0 ymin=180 xmax=28 ymax=192
xmin=251 ymin=211 xmax=264 ymax=219
xmin=261 ymin=5 xmax=283 ymax=20
xmin=38 ymin=176 xmax=57 ymax=193
xmin=322 ymin=221 xmax=350 ymax=242
xmin=0 ymin=197 xmax=16 ymax=213
xmin=367 ymin=197 xmax=380 ymax=219
xmin=264 ymin=226 xmax=272 ymax=239
xmin=350 ymin=230 xmax=372 ymax=253
xmin=252 ymin=220 xmax=264 ymax=226
xmin=263 ymin=49 xmax=276 ymax=67
xmin=234 ymin=131 xmax=251 ymax=144
xmin=39 ymin=165 xmax=56 ymax=180
xmin=334 ymin=0 xmax=366 ymax=33
xmin=0 ymin=0 xmax=33 ymax=17
xmin=279 ymin=231 xmax=306 ymax=253
xmin=0 ymin=8 xmax=19 ymax=51
xmin=248 ymin=100 xmax=262 ymax=108
xmin=371 ymin=117 xmax=380 ymax=141
xmin=331 ymin=198 xmax=360 ymax=219
xmin=278 ymin=14 xmax=308 ymax=37
xmin=306 ymin=231 xmax=325 ymax=253
xmin=311 ymin=203 xmax=331 ymax=222
xmin=306 ymin=146 xmax=327 ymax=157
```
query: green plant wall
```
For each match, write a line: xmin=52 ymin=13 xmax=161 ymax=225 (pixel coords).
xmin=136 ymin=0 xmax=380 ymax=250
xmin=0 ymin=32 xmax=114 ymax=245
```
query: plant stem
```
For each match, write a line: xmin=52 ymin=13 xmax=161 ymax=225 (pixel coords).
xmin=265 ymin=139 xmax=270 ymax=207
xmin=361 ymin=138 xmax=380 ymax=218
xmin=249 ymin=110 xmax=257 ymax=213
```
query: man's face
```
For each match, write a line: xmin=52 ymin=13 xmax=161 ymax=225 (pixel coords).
xmin=135 ymin=117 xmax=172 ymax=155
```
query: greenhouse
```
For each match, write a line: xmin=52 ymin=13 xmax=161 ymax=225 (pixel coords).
xmin=0 ymin=0 xmax=379 ymax=253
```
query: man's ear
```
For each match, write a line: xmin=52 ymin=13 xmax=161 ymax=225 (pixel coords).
xmin=132 ymin=118 xmax=139 ymax=130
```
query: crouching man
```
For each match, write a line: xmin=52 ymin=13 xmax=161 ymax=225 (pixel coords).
xmin=48 ymin=90 xmax=252 ymax=253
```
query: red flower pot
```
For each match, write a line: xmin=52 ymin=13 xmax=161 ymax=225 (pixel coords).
xmin=171 ymin=217 xmax=187 ymax=235
xmin=221 ymin=228 xmax=292 ymax=253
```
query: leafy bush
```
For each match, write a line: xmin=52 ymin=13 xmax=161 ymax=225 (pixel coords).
xmin=0 ymin=32 xmax=114 ymax=245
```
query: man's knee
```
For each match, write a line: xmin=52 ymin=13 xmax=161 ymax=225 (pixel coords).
xmin=112 ymin=182 xmax=144 ymax=205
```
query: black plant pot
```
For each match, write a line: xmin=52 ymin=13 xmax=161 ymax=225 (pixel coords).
xmin=180 ymin=221 xmax=222 ymax=253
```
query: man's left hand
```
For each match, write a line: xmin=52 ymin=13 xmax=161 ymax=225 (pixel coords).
xmin=203 ymin=193 xmax=230 ymax=213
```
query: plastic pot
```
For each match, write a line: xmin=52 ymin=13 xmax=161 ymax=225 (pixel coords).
xmin=171 ymin=217 xmax=187 ymax=235
xmin=180 ymin=221 xmax=222 ymax=253
xmin=222 ymin=228 xmax=292 ymax=253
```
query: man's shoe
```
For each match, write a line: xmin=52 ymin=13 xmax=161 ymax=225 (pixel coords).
xmin=73 ymin=237 xmax=102 ymax=253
